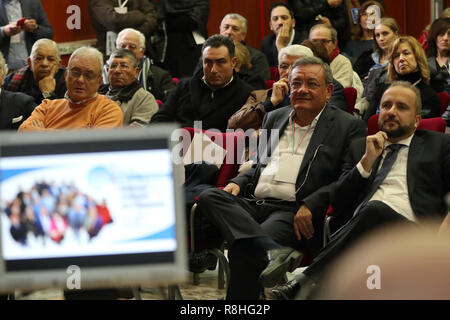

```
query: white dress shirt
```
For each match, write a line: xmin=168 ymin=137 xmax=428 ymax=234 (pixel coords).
xmin=356 ymin=134 xmax=416 ymax=221
xmin=254 ymin=109 xmax=323 ymax=201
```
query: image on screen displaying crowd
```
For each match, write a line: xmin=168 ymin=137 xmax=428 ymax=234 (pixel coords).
xmin=4 ymin=180 xmax=113 ymax=246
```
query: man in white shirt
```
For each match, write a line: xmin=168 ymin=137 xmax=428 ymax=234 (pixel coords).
xmin=197 ymin=56 xmax=366 ymax=299
xmin=272 ymin=81 xmax=450 ymax=299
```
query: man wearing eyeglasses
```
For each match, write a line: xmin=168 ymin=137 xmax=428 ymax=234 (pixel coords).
xmin=309 ymin=24 xmax=354 ymax=88
xmin=99 ymin=48 xmax=158 ymax=127
xmin=3 ymin=38 xmax=66 ymax=104
xmin=18 ymin=46 xmax=123 ymax=131
xmin=102 ymin=28 xmax=175 ymax=102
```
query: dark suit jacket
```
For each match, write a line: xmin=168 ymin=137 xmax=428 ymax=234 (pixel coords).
xmin=331 ymin=130 xmax=450 ymax=221
xmin=261 ymin=30 xmax=304 ymax=67
xmin=0 ymin=0 xmax=54 ymax=61
xmin=0 ymin=90 xmax=37 ymax=130
xmin=232 ymin=104 xmax=367 ymax=221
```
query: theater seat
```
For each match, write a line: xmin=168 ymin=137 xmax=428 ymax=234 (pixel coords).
xmin=368 ymin=114 xmax=446 ymax=135
xmin=182 ymin=127 xmax=246 ymax=290
xmin=269 ymin=67 xmax=279 ymax=81
xmin=265 ymin=80 xmax=275 ymax=89
xmin=438 ymin=92 xmax=450 ymax=116
xmin=344 ymin=87 xmax=357 ymax=115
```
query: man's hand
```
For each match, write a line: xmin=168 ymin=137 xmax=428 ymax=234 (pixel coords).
xmin=23 ymin=19 xmax=37 ymax=32
xmin=361 ymin=131 xmax=388 ymax=172
xmin=223 ymin=182 xmax=240 ymax=196
xmin=275 ymin=24 xmax=291 ymax=51
xmin=270 ymin=78 xmax=289 ymax=106
xmin=294 ymin=204 xmax=314 ymax=240
xmin=328 ymin=0 xmax=343 ymax=7
xmin=2 ymin=23 xmax=21 ymax=37
xmin=39 ymin=64 xmax=58 ymax=94
xmin=319 ymin=16 xmax=332 ymax=26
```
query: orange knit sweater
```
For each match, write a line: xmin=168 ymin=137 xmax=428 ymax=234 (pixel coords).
xmin=18 ymin=94 xmax=123 ymax=131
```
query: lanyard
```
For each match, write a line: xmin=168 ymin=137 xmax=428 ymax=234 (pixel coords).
xmin=292 ymin=122 xmax=312 ymax=155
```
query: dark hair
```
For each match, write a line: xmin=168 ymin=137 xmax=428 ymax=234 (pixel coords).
xmin=108 ymin=48 xmax=138 ymax=67
xmin=202 ymin=34 xmax=235 ymax=59
xmin=269 ymin=2 xmax=294 ymax=20
xmin=355 ymin=1 xmax=385 ymax=41
xmin=301 ymin=39 xmax=331 ymax=64
xmin=426 ymin=17 xmax=450 ymax=58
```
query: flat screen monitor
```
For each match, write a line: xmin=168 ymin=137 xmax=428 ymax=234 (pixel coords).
xmin=0 ymin=125 xmax=187 ymax=293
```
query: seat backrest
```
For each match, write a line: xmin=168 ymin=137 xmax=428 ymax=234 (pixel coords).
xmin=367 ymin=114 xmax=447 ymax=135
xmin=265 ymin=80 xmax=275 ymax=89
xmin=182 ymin=127 xmax=246 ymax=187
xmin=438 ymin=92 xmax=450 ymax=116
xmin=269 ymin=67 xmax=279 ymax=81
xmin=344 ymin=87 xmax=357 ymax=114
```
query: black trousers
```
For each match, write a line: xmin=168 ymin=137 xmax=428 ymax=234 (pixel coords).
xmin=303 ymin=200 xmax=416 ymax=282
xmin=197 ymin=188 xmax=299 ymax=299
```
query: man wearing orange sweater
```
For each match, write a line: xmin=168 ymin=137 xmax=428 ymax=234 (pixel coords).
xmin=19 ymin=46 xmax=123 ymax=131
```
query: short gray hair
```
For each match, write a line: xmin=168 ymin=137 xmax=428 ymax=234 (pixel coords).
xmin=310 ymin=24 xmax=338 ymax=42
xmin=221 ymin=13 xmax=248 ymax=34
xmin=68 ymin=46 xmax=103 ymax=74
xmin=30 ymin=38 xmax=61 ymax=62
xmin=384 ymin=81 xmax=422 ymax=115
xmin=0 ymin=51 xmax=8 ymax=76
xmin=288 ymin=56 xmax=333 ymax=85
xmin=278 ymin=44 xmax=313 ymax=64
xmin=116 ymin=28 xmax=146 ymax=49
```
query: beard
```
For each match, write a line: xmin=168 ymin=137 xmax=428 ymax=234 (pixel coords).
xmin=378 ymin=117 xmax=415 ymax=139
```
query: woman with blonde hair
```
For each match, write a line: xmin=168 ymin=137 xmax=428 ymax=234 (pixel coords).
xmin=364 ymin=35 xmax=439 ymax=120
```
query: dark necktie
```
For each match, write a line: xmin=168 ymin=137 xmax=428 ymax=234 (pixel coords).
xmin=353 ymin=144 xmax=404 ymax=216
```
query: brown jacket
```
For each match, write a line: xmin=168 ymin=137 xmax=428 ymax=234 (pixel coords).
xmin=227 ymin=89 xmax=269 ymax=131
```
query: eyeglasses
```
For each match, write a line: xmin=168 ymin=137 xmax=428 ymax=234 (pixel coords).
xmin=311 ymin=39 xmax=333 ymax=45
xmin=68 ymin=68 xmax=99 ymax=81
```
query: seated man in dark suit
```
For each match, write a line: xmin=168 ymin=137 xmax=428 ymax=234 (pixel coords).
xmin=3 ymin=38 xmax=66 ymax=104
xmin=272 ymin=81 xmax=450 ymax=299
xmin=0 ymin=51 xmax=36 ymax=130
xmin=220 ymin=13 xmax=271 ymax=82
xmin=196 ymin=56 xmax=366 ymax=299
xmin=261 ymin=2 xmax=303 ymax=67
xmin=150 ymin=34 xmax=253 ymax=132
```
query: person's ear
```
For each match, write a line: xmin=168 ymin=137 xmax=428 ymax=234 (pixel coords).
xmin=231 ymin=56 xmax=237 ymax=69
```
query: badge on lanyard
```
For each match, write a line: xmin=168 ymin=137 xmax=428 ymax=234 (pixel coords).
xmin=274 ymin=153 xmax=302 ymax=184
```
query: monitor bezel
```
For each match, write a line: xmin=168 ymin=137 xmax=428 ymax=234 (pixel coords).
xmin=0 ymin=125 xmax=188 ymax=293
